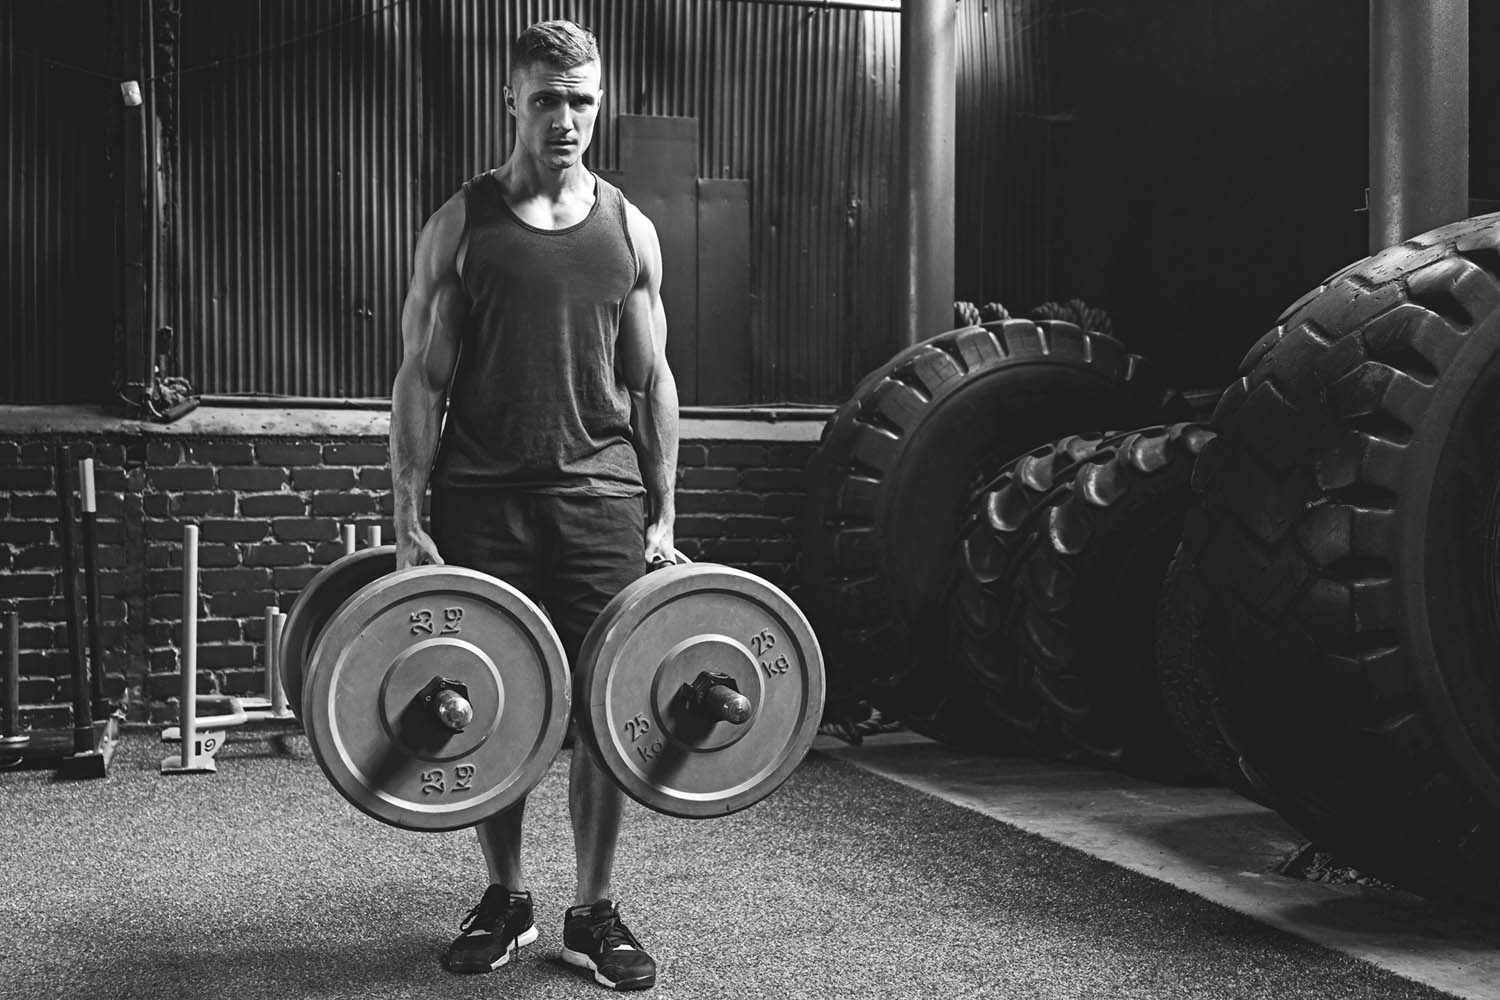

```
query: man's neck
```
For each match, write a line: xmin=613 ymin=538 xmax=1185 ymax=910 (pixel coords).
xmin=499 ymin=154 xmax=592 ymax=202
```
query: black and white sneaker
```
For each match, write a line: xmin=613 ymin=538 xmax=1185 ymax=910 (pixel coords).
xmin=561 ymin=900 xmax=657 ymax=991
xmin=443 ymin=885 xmax=539 ymax=974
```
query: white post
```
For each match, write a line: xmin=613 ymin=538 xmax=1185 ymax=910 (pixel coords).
xmin=366 ymin=524 xmax=382 ymax=549
xmin=270 ymin=611 xmax=289 ymax=718
xmin=179 ymin=524 xmax=198 ymax=769
xmin=342 ymin=524 xmax=357 ymax=556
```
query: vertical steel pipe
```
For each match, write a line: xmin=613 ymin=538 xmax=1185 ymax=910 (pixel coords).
xmin=342 ymin=524 xmax=357 ymax=556
xmin=54 ymin=446 xmax=94 ymax=754
xmin=899 ymin=0 xmax=957 ymax=347
xmin=77 ymin=459 xmax=107 ymax=715
xmin=180 ymin=524 xmax=198 ymax=770
xmin=4 ymin=607 xmax=20 ymax=738
xmin=1369 ymin=0 xmax=1469 ymax=252
xmin=366 ymin=525 xmax=382 ymax=549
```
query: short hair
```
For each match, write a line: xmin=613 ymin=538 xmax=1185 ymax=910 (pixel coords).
xmin=509 ymin=20 xmax=600 ymax=81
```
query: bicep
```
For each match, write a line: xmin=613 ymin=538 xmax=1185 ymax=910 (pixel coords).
xmin=619 ymin=210 xmax=666 ymax=392
xmin=400 ymin=199 xmax=467 ymax=391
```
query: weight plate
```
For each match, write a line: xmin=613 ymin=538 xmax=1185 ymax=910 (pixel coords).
xmin=578 ymin=564 xmax=826 ymax=818
xmin=278 ymin=545 xmax=396 ymax=713
xmin=303 ymin=566 xmax=569 ymax=831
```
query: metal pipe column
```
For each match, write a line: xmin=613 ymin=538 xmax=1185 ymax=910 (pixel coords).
xmin=899 ymin=0 xmax=957 ymax=346
xmin=1369 ymin=0 xmax=1469 ymax=252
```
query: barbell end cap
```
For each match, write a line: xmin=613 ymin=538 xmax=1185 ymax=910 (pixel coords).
xmin=432 ymin=689 xmax=474 ymax=732
xmin=700 ymin=684 xmax=754 ymax=725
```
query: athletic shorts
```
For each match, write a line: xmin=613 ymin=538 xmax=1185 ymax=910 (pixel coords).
xmin=429 ymin=489 xmax=647 ymax=664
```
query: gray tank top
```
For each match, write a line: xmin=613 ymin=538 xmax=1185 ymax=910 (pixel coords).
xmin=432 ymin=173 xmax=645 ymax=496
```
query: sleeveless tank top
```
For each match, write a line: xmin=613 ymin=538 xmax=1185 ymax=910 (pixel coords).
xmin=432 ymin=173 xmax=645 ymax=496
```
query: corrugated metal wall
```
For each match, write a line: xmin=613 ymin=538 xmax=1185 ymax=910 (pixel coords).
xmin=2 ymin=0 xmax=120 ymax=405
xmin=176 ymin=0 xmax=928 ymax=403
xmin=4 ymin=0 xmax=1064 ymax=404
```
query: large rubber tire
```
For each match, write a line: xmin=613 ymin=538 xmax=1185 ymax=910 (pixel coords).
xmin=1013 ymin=424 xmax=1211 ymax=781
xmin=1156 ymin=547 xmax=1266 ymax=801
xmin=1183 ymin=213 xmax=1500 ymax=904
xmin=951 ymin=432 xmax=1117 ymax=749
xmin=800 ymin=320 xmax=1179 ymax=737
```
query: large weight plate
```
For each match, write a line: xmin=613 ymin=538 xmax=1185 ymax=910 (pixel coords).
xmin=578 ymin=564 xmax=825 ymax=818
xmin=304 ymin=566 xmax=569 ymax=831
xmin=279 ymin=545 xmax=396 ymax=713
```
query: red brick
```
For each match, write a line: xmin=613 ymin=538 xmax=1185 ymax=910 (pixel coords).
xmin=199 ymin=519 xmax=272 ymax=543
xmin=146 ymin=441 xmax=183 ymax=465
xmin=219 ymin=467 xmax=288 ymax=492
xmin=195 ymin=644 xmax=256 ymax=669
xmin=313 ymin=492 xmax=375 ymax=516
xmin=767 ymin=445 xmax=814 ymax=469
xmin=243 ymin=543 xmax=311 ymax=567
xmin=323 ymin=442 xmax=388 ymax=465
xmin=150 ymin=467 xmax=217 ymax=491
xmin=0 ymin=442 xmax=18 ymax=465
xmin=312 ymin=542 xmax=352 ymax=565
xmin=761 ymin=493 xmax=806 ymax=517
xmin=13 ymin=546 xmax=61 ymax=571
xmin=723 ymin=515 xmax=783 ymax=538
xmin=292 ymin=468 xmax=356 ymax=491
xmin=272 ymin=518 xmax=338 ymax=542
xmin=20 ymin=705 xmax=70 ymax=730
xmin=209 ymin=589 xmax=278 ymax=618
xmin=679 ymin=444 xmax=708 ymax=467
xmin=19 ymin=443 xmax=57 ymax=464
xmin=679 ymin=468 xmax=740 ymax=490
xmin=358 ymin=468 xmax=392 ymax=490
xmin=240 ymin=494 xmax=307 ymax=517
xmin=0 ymin=468 xmax=52 ymax=492
xmin=175 ymin=492 xmax=236 ymax=516
xmin=143 ymin=493 xmax=172 ymax=517
xmin=220 ymin=668 xmax=272 ymax=697
xmin=200 ymin=568 xmax=273 ymax=591
xmin=0 ymin=575 xmax=54 ymax=600
xmin=740 ymin=469 xmax=806 ymax=491
xmin=274 ymin=567 xmax=322 ymax=591
xmin=703 ymin=443 xmax=767 ymax=467
xmin=257 ymin=442 xmax=323 ymax=465
xmin=189 ymin=442 xmax=256 ymax=465
xmin=672 ymin=515 xmax=724 ymax=536
xmin=19 ymin=677 xmax=56 ymax=703
xmin=10 ymin=494 xmax=60 ymax=519
xmin=677 ymin=491 xmax=761 ymax=514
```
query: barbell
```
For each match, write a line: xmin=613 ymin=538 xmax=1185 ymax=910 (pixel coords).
xmin=278 ymin=549 xmax=826 ymax=831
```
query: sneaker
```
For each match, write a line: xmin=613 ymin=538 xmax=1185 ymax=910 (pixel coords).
xmin=443 ymin=885 xmax=539 ymax=974
xmin=561 ymin=899 xmax=657 ymax=991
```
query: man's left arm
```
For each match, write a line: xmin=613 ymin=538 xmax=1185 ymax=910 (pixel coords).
xmin=620 ymin=203 xmax=680 ymax=563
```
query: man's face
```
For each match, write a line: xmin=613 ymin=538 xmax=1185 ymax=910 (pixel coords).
xmin=507 ymin=59 xmax=603 ymax=172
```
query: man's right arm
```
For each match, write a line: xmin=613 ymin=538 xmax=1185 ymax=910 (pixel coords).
xmin=390 ymin=193 xmax=467 ymax=568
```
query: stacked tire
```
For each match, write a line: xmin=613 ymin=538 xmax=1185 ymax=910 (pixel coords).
xmin=1177 ymin=213 xmax=1500 ymax=906
xmin=799 ymin=317 xmax=1193 ymax=760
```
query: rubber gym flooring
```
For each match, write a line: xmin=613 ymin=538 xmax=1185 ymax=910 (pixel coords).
xmin=0 ymin=733 xmax=1466 ymax=1000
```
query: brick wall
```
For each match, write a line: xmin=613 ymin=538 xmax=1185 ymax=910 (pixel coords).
xmin=0 ymin=407 xmax=825 ymax=732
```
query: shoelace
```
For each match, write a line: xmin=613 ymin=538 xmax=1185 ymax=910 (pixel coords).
xmin=589 ymin=910 xmax=642 ymax=952
xmin=459 ymin=895 xmax=517 ymax=934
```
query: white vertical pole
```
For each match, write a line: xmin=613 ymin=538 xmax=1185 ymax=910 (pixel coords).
xmin=270 ymin=611 xmax=289 ymax=717
xmin=342 ymin=524 xmax=356 ymax=556
xmin=366 ymin=524 xmax=381 ymax=549
xmin=180 ymin=524 xmax=198 ymax=769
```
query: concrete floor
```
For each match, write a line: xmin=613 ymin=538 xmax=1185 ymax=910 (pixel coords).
xmin=814 ymin=731 xmax=1500 ymax=1000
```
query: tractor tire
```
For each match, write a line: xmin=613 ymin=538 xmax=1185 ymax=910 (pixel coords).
xmin=1156 ymin=546 xmax=1266 ymax=801
xmin=800 ymin=320 xmax=1179 ymax=734
xmin=951 ymin=431 xmax=1117 ymax=748
xmin=1183 ymin=212 xmax=1500 ymax=904
xmin=1013 ymin=424 xmax=1211 ymax=781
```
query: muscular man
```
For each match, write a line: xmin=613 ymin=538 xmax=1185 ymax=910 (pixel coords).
xmin=389 ymin=20 xmax=678 ymax=992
